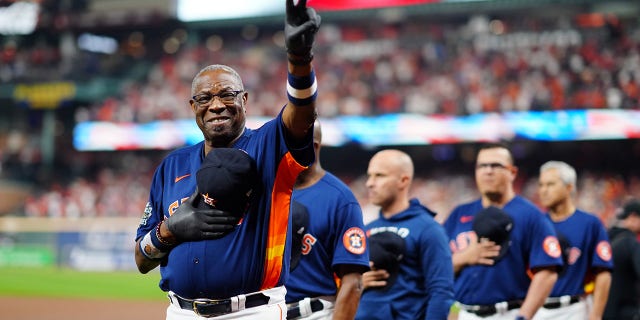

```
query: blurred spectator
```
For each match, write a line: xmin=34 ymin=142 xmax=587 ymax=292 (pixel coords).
xmin=604 ymin=200 xmax=640 ymax=320
xmin=3 ymin=5 xmax=640 ymax=222
xmin=55 ymin=11 xmax=639 ymax=121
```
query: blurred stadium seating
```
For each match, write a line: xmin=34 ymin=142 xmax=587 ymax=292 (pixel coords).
xmin=1 ymin=0 xmax=639 ymax=234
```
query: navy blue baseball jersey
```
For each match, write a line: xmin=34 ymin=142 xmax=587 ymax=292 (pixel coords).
xmin=545 ymin=209 xmax=613 ymax=296
xmin=136 ymin=111 xmax=313 ymax=299
xmin=444 ymin=196 xmax=564 ymax=305
xmin=285 ymin=172 xmax=370 ymax=303
xmin=355 ymin=198 xmax=454 ymax=320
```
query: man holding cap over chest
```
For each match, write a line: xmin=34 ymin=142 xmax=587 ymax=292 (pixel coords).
xmin=444 ymin=143 xmax=563 ymax=320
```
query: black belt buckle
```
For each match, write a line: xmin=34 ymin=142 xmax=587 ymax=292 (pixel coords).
xmin=192 ymin=298 xmax=232 ymax=317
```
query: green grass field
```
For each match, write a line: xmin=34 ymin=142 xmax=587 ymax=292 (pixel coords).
xmin=0 ymin=266 xmax=166 ymax=301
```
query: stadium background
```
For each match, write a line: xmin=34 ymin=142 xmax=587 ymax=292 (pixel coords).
xmin=0 ymin=0 xmax=639 ymax=318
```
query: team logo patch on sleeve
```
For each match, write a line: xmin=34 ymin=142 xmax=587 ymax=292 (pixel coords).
xmin=596 ymin=241 xmax=612 ymax=261
xmin=343 ymin=227 xmax=366 ymax=255
xmin=139 ymin=202 xmax=152 ymax=226
xmin=543 ymin=236 xmax=562 ymax=258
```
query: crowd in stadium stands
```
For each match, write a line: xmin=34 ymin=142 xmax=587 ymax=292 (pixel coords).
xmin=5 ymin=12 xmax=638 ymax=122
xmin=18 ymin=160 xmax=639 ymax=230
xmin=2 ymin=8 xmax=640 ymax=226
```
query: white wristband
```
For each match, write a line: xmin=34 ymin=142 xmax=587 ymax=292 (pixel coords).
xmin=287 ymin=70 xmax=318 ymax=106
xmin=139 ymin=231 xmax=168 ymax=260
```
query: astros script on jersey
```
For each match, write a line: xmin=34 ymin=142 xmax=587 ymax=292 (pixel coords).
xmin=444 ymin=196 xmax=564 ymax=305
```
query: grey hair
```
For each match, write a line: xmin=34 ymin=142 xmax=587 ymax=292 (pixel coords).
xmin=540 ymin=160 xmax=577 ymax=189
xmin=191 ymin=64 xmax=244 ymax=95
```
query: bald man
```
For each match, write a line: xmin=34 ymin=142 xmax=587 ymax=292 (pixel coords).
xmin=355 ymin=149 xmax=454 ymax=320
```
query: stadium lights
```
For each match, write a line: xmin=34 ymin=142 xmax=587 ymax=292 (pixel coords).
xmin=177 ymin=0 xmax=284 ymax=22
xmin=77 ymin=33 xmax=119 ymax=54
xmin=0 ymin=1 xmax=39 ymax=35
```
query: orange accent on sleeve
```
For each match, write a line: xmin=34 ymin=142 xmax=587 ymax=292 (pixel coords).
xmin=260 ymin=152 xmax=307 ymax=289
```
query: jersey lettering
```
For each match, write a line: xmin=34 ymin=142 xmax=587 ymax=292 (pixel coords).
xmin=301 ymin=233 xmax=317 ymax=255
xmin=168 ymin=197 xmax=190 ymax=216
xmin=450 ymin=231 xmax=478 ymax=253
xmin=368 ymin=226 xmax=410 ymax=238
xmin=568 ymin=247 xmax=582 ymax=265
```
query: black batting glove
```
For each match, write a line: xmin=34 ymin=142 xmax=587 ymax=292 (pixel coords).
xmin=165 ymin=189 xmax=239 ymax=242
xmin=285 ymin=0 xmax=321 ymax=64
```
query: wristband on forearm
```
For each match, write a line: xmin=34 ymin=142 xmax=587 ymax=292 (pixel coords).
xmin=287 ymin=69 xmax=318 ymax=106
xmin=139 ymin=221 xmax=175 ymax=260
xmin=151 ymin=220 xmax=176 ymax=250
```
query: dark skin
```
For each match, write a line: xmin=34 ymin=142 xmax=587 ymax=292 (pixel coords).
xmin=334 ymin=268 xmax=365 ymax=320
xmin=191 ymin=69 xmax=249 ymax=151
xmin=294 ymin=124 xmax=366 ymax=319
xmin=135 ymin=64 xmax=316 ymax=274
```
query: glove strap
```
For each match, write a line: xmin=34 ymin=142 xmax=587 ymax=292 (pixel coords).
xmin=287 ymin=69 xmax=317 ymax=106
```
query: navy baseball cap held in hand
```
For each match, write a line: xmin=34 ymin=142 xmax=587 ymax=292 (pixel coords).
xmin=472 ymin=206 xmax=514 ymax=261
xmin=617 ymin=200 xmax=640 ymax=219
xmin=368 ymin=231 xmax=406 ymax=290
xmin=196 ymin=148 xmax=258 ymax=217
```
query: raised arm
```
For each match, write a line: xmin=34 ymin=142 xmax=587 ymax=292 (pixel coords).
xmin=283 ymin=0 xmax=321 ymax=141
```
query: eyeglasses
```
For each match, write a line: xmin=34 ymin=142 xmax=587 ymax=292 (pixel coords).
xmin=192 ymin=90 xmax=244 ymax=106
xmin=475 ymin=162 xmax=510 ymax=170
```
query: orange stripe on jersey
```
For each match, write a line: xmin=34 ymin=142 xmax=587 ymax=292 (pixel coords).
xmin=261 ymin=152 xmax=307 ymax=289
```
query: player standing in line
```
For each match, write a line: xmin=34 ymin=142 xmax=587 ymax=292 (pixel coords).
xmin=535 ymin=161 xmax=612 ymax=320
xmin=133 ymin=1 xmax=321 ymax=318
xmin=355 ymin=149 xmax=454 ymax=320
xmin=285 ymin=121 xmax=370 ymax=320
xmin=444 ymin=143 xmax=563 ymax=320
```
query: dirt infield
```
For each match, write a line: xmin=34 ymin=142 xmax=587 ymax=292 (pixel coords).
xmin=0 ymin=297 xmax=168 ymax=320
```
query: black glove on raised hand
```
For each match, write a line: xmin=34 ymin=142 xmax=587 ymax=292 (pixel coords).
xmin=165 ymin=190 xmax=239 ymax=242
xmin=285 ymin=0 xmax=321 ymax=64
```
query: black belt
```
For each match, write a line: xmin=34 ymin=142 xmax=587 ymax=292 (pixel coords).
xmin=171 ymin=292 xmax=270 ymax=317
xmin=287 ymin=298 xmax=325 ymax=319
xmin=543 ymin=295 xmax=582 ymax=309
xmin=461 ymin=300 xmax=523 ymax=317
